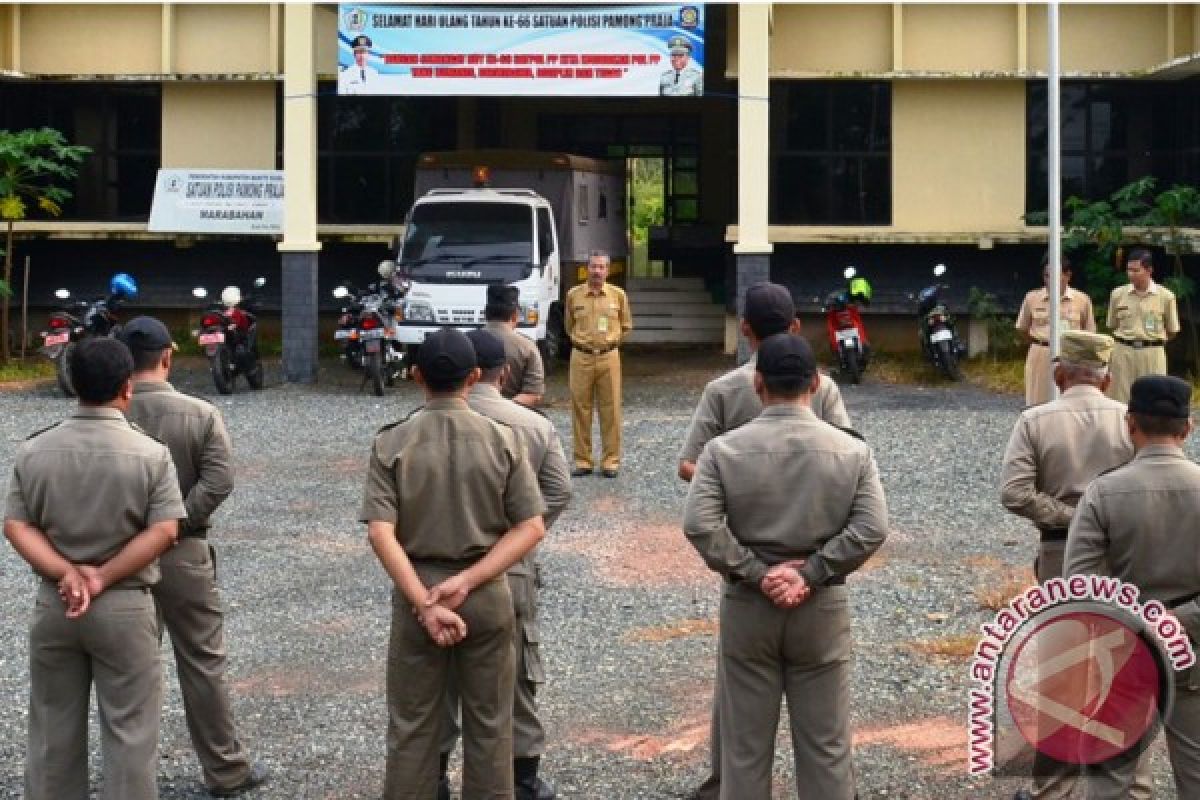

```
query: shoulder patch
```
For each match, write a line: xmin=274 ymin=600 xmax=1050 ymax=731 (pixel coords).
xmin=24 ymin=421 xmax=62 ymax=441
xmin=835 ymin=425 xmax=866 ymax=442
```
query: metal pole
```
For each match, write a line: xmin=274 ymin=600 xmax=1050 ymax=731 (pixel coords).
xmin=1048 ymin=0 xmax=1062 ymax=399
xmin=20 ymin=254 xmax=29 ymax=360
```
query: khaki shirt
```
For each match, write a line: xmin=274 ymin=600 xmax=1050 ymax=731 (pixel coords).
xmin=485 ymin=320 xmax=545 ymax=399
xmin=359 ymin=397 xmax=546 ymax=563
xmin=1015 ymin=286 xmax=1096 ymax=342
xmin=564 ymin=282 xmax=633 ymax=353
xmin=127 ymin=380 xmax=234 ymax=535
xmin=1107 ymin=281 xmax=1180 ymax=343
xmin=4 ymin=407 xmax=186 ymax=587
xmin=678 ymin=356 xmax=852 ymax=465
xmin=1065 ymin=445 xmax=1200 ymax=641
xmin=683 ymin=405 xmax=889 ymax=587
xmin=999 ymin=385 xmax=1133 ymax=532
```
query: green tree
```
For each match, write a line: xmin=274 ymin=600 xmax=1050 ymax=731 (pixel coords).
xmin=0 ymin=128 xmax=90 ymax=363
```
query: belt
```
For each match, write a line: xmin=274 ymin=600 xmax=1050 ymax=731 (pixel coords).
xmin=1114 ymin=336 xmax=1164 ymax=349
xmin=180 ymin=530 xmax=208 ymax=540
xmin=1030 ymin=339 xmax=1048 ymax=347
xmin=1040 ymin=528 xmax=1068 ymax=543
xmin=577 ymin=344 xmax=616 ymax=356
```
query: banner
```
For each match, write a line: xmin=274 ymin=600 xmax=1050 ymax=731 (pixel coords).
xmin=148 ymin=170 xmax=284 ymax=235
xmin=336 ymin=4 xmax=704 ymax=96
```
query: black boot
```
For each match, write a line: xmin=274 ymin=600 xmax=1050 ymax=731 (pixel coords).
xmin=514 ymin=756 xmax=555 ymax=800
xmin=437 ymin=753 xmax=450 ymax=800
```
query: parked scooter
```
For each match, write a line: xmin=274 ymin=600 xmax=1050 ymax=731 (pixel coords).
xmin=40 ymin=272 xmax=138 ymax=397
xmin=332 ymin=264 xmax=407 ymax=396
xmin=916 ymin=263 xmax=967 ymax=381
xmin=824 ymin=266 xmax=872 ymax=384
xmin=193 ymin=277 xmax=265 ymax=395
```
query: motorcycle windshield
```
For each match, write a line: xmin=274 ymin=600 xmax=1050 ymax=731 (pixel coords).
xmin=400 ymin=203 xmax=533 ymax=284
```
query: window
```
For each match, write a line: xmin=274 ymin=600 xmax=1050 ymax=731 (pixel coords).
xmin=770 ymin=81 xmax=892 ymax=225
xmin=578 ymin=184 xmax=589 ymax=222
xmin=537 ymin=207 xmax=555 ymax=264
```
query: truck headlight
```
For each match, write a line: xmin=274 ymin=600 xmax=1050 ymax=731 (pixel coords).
xmin=404 ymin=301 xmax=435 ymax=323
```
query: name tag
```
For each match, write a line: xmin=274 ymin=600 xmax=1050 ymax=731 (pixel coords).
xmin=597 ymin=316 xmax=609 ymax=333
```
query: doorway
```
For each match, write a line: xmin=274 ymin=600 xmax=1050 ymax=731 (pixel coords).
xmin=626 ymin=154 xmax=667 ymax=278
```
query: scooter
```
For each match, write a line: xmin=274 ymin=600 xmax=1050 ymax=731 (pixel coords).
xmin=193 ymin=277 xmax=266 ymax=395
xmin=824 ymin=266 xmax=871 ymax=384
xmin=40 ymin=272 xmax=138 ymax=397
xmin=332 ymin=277 xmax=407 ymax=396
xmin=916 ymin=263 xmax=967 ymax=381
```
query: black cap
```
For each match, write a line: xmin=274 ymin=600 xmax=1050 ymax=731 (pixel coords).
xmin=756 ymin=333 xmax=817 ymax=381
xmin=743 ymin=282 xmax=795 ymax=338
xmin=417 ymin=328 xmax=476 ymax=385
xmin=1128 ymin=375 xmax=1192 ymax=419
xmin=352 ymin=34 xmax=373 ymax=49
xmin=118 ymin=316 xmax=175 ymax=352
xmin=466 ymin=329 xmax=507 ymax=369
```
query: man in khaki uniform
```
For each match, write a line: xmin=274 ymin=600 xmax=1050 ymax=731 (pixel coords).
xmin=118 ymin=317 xmax=269 ymax=797
xmin=361 ymin=327 xmax=547 ymax=800
xmin=999 ymin=330 xmax=1145 ymax=800
xmin=1015 ymin=257 xmax=1096 ymax=406
xmin=436 ymin=329 xmax=570 ymax=800
xmin=683 ymin=333 xmax=889 ymax=800
xmin=485 ymin=284 xmax=545 ymax=407
xmin=565 ymin=251 xmax=633 ymax=477
xmin=1106 ymin=248 xmax=1179 ymax=403
xmin=4 ymin=337 xmax=185 ymax=800
xmin=1066 ymin=375 xmax=1200 ymax=799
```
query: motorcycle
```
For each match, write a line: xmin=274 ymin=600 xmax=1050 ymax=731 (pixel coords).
xmin=193 ymin=277 xmax=266 ymax=395
xmin=40 ymin=272 xmax=138 ymax=397
xmin=332 ymin=275 xmax=407 ymax=396
xmin=824 ymin=266 xmax=872 ymax=384
xmin=916 ymin=263 xmax=967 ymax=381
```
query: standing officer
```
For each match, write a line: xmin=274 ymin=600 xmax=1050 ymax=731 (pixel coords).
xmin=4 ymin=337 xmax=185 ymax=800
xmin=435 ymin=329 xmax=570 ymax=800
xmin=683 ymin=333 xmax=889 ymax=800
xmin=565 ymin=250 xmax=632 ymax=478
xmin=998 ymin=330 xmax=1148 ymax=800
xmin=484 ymin=284 xmax=545 ymax=407
xmin=118 ymin=317 xmax=269 ymax=797
xmin=1106 ymin=248 xmax=1179 ymax=403
xmin=659 ymin=35 xmax=703 ymax=96
xmin=360 ymin=328 xmax=546 ymax=800
xmin=1066 ymin=375 xmax=1200 ymax=798
xmin=1014 ymin=256 xmax=1095 ymax=406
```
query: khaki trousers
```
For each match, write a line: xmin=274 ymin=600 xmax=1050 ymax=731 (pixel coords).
xmin=153 ymin=538 xmax=252 ymax=791
xmin=718 ymin=582 xmax=854 ymax=800
xmin=384 ymin=571 xmax=515 ymax=800
xmin=1025 ymin=343 xmax=1054 ymax=407
xmin=569 ymin=349 xmax=622 ymax=471
xmin=442 ymin=569 xmax=547 ymax=760
xmin=1107 ymin=342 xmax=1167 ymax=404
xmin=26 ymin=582 xmax=162 ymax=800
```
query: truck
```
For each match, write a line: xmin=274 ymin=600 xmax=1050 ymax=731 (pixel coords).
xmin=380 ymin=149 xmax=628 ymax=362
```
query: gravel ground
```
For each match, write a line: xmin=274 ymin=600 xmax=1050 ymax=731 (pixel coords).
xmin=0 ymin=350 xmax=1194 ymax=798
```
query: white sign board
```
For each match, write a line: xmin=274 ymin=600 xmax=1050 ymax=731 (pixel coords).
xmin=148 ymin=170 xmax=284 ymax=235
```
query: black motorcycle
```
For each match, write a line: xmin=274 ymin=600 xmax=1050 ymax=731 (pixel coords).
xmin=916 ymin=263 xmax=967 ymax=381
xmin=193 ymin=277 xmax=266 ymax=395
xmin=332 ymin=281 xmax=406 ymax=396
xmin=40 ymin=275 xmax=137 ymax=397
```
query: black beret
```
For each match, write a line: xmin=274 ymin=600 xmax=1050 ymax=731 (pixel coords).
xmin=487 ymin=284 xmax=519 ymax=307
xmin=1128 ymin=375 xmax=1191 ymax=419
xmin=118 ymin=316 xmax=175 ymax=351
xmin=744 ymin=282 xmax=795 ymax=338
xmin=352 ymin=34 xmax=373 ymax=49
xmin=466 ymin=329 xmax=506 ymax=369
xmin=417 ymin=328 xmax=476 ymax=384
xmin=756 ymin=333 xmax=817 ymax=380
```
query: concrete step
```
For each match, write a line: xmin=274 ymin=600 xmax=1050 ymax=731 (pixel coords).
xmin=626 ymin=276 xmax=705 ymax=291
xmin=626 ymin=289 xmax=714 ymax=305
xmin=634 ymin=304 xmax=724 ymax=319
xmin=633 ymin=315 xmax=725 ymax=331
xmin=627 ymin=328 xmax=723 ymax=344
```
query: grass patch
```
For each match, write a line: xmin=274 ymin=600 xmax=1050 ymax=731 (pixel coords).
xmin=975 ymin=568 xmax=1034 ymax=611
xmin=868 ymin=350 xmax=1024 ymax=395
xmin=962 ymin=357 xmax=1024 ymax=395
xmin=909 ymin=633 xmax=979 ymax=660
xmin=0 ymin=359 xmax=55 ymax=384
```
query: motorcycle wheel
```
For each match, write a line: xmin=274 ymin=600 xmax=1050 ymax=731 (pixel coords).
xmin=936 ymin=340 xmax=963 ymax=381
xmin=210 ymin=346 xmax=234 ymax=395
xmin=843 ymin=346 xmax=863 ymax=385
xmin=245 ymin=352 xmax=264 ymax=390
xmin=366 ymin=349 xmax=385 ymax=396
xmin=55 ymin=343 xmax=76 ymax=397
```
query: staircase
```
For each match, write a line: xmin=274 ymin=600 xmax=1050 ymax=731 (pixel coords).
xmin=625 ymin=277 xmax=726 ymax=345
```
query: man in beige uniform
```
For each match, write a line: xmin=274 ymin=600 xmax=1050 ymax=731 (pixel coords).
xmin=1015 ymin=257 xmax=1096 ymax=406
xmin=361 ymin=327 xmax=546 ymax=800
xmin=485 ymin=284 xmax=545 ymax=407
xmin=683 ymin=333 xmax=889 ymax=800
xmin=565 ymin=251 xmax=633 ymax=477
xmin=436 ymin=329 xmax=570 ymax=800
xmin=118 ymin=317 xmax=269 ymax=797
xmin=1106 ymin=248 xmax=1179 ymax=403
xmin=1066 ymin=375 xmax=1200 ymax=799
xmin=998 ymin=330 xmax=1147 ymax=800
xmin=4 ymin=337 xmax=184 ymax=800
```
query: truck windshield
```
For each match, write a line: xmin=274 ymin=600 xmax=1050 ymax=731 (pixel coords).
xmin=401 ymin=202 xmax=533 ymax=282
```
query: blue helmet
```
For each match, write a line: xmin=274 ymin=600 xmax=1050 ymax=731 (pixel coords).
xmin=110 ymin=272 xmax=138 ymax=298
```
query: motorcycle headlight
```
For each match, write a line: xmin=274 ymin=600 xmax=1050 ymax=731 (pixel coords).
xmin=404 ymin=301 xmax=435 ymax=323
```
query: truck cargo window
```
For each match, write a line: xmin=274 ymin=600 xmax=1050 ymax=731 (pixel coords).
xmin=598 ymin=193 xmax=608 ymax=219
xmin=537 ymin=208 xmax=555 ymax=265
xmin=578 ymin=185 xmax=589 ymax=223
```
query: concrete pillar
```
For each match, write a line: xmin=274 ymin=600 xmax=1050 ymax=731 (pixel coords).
xmin=278 ymin=3 xmax=321 ymax=383
xmin=734 ymin=3 xmax=773 ymax=363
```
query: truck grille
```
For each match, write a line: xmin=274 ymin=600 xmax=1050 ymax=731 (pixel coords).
xmin=437 ymin=308 xmax=482 ymax=325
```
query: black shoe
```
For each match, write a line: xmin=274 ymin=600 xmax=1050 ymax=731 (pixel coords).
xmin=437 ymin=775 xmax=451 ymax=800
xmin=1012 ymin=792 xmax=1033 ymax=800
xmin=601 ymin=468 xmax=619 ymax=478
xmin=515 ymin=756 xmax=555 ymax=800
xmin=209 ymin=762 xmax=270 ymax=797
xmin=571 ymin=466 xmax=593 ymax=477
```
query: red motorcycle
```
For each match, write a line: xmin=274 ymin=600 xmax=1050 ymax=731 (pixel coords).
xmin=823 ymin=267 xmax=872 ymax=384
xmin=192 ymin=277 xmax=265 ymax=394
